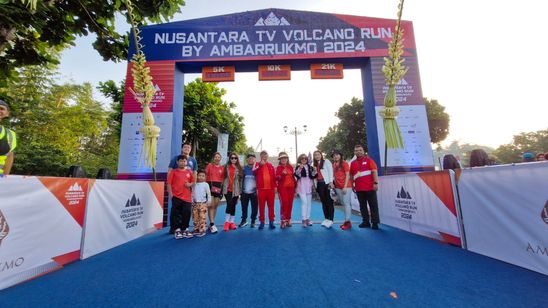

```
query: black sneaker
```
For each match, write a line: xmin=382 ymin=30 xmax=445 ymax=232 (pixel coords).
xmin=372 ymin=223 xmax=379 ymax=230
xmin=359 ymin=222 xmax=371 ymax=228
xmin=250 ymin=220 xmax=256 ymax=228
xmin=239 ymin=220 xmax=248 ymax=228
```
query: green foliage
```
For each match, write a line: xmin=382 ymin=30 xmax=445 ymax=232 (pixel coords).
xmin=318 ymin=97 xmax=451 ymax=158
xmin=182 ymin=79 xmax=248 ymax=168
xmin=0 ymin=0 xmax=185 ymax=85
xmin=317 ymin=97 xmax=366 ymax=159
xmin=0 ymin=64 xmax=119 ymax=176
xmin=424 ymin=97 xmax=450 ymax=144
xmin=493 ymin=129 xmax=548 ymax=163
xmin=97 ymin=79 xmax=125 ymax=141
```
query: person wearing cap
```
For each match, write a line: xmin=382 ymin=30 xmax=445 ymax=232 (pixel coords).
xmin=313 ymin=150 xmax=334 ymax=228
xmin=253 ymin=150 xmax=276 ymax=230
xmin=350 ymin=144 xmax=380 ymax=230
xmin=522 ymin=152 xmax=535 ymax=163
xmin=275 ymin=152 xmax=296 ymax=228
xmin=0 ymin=100 xmax=17 ymax=177
xmin=331 ymin=150 xmax=353 ymax=230
xmin=239 ymin=153 xmax=259 ymax=228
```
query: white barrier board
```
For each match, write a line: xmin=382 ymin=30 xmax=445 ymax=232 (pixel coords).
xmin=458 ymin=163 xmax=548 ymax=275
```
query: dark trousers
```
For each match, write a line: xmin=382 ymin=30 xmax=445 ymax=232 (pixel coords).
xmin=316 ymin=181 xmax=334 ymax=220
xmin=356 ymin=190 xmax=380 ymax=224
xmin=224 ymin=192 xmax=240 ymax=216
xmin=241 ymin=192 xmax=258 ymax=221
xmin=171 ymin=197 xmax=192 ymax=231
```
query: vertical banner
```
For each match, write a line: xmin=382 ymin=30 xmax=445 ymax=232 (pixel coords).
xmin=81 ymin=180 xmax=164 ymax=259
xmin=377 ymin=170 xmax=462 ymax=246
xmin=0 ymin=177 xmax=87 ymax=290
xmin=458 ymin=163 xmax=548 ymax=275
xmin=117 ymin=61 xmax=176 ymax=177
xmin=367 ymin=57 xmax=434 ymax=174
xmin=217 ymin=133 xmax=229 ymax=165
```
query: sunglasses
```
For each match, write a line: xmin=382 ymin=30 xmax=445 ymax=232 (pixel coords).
xmin=230 ymin=157 xmax=238 ymax=160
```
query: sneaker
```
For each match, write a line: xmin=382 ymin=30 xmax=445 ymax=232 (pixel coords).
xmin=325 ymin=220 xmax=333 ymax=228
xmin=302 ymin=220 xmax=307 ymax=228
xmin=250 ymin=220 xmax=256 ymax=228
xmin=269 ymin=221 xmax=276 ymax=229
xmin=182 ymin=230 xmax=194 ymax=238
xmin=238 ymin=220 xmax=248 ymax=228
xmin=223 ymin=222 xmax=230 ymax=232
xmin=229 ymin=222 xmax=237 ymax=230
xmin=210 ymin=225 xmax=218 ymax=234
xmin=341 ymin=221 xmax=352 ymax=230
xmin=307 ymin=219 xmax=313 ymax=226
xmin=280 ymin=220 xmax=286 ymax=229
xmin=174 ymin=229 xmax=183 ymax=240
xmin=195 ymin=232 xmax=206 ymax=237
xmin=287 ymin=221 xmax=292 ymax=227
xmin=359 ymin=222 xmax=371 ymax=228
xmin=321 ymin=219 xmax=329 ymax=227
xmin=258 ymin=222 xmax=265 ymax=230
xmin=372 ymin=223 xmax=379 ymax=230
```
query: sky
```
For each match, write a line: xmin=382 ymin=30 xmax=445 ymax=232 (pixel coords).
xmin=59 ymin=0 xmax=548 ymax=157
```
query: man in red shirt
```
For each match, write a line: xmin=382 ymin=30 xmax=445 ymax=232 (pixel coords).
xmin=167 ymin=155 xmax=195 ymax=239
xmin=253 ymin=150 xmax=276 ymax=230
xmin=349 ymin=145 xmax=380 ymax=230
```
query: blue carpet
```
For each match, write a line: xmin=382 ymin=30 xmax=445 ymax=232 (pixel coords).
xmin=1 ymin=199 xmax=547 ymax=307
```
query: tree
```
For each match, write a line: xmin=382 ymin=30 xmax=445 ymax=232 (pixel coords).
xmin=182 ymin=79 xmax=248 ymax=167
xmin=0 ymin=0 xmax=185 ymax=85
xmin=493 ymin=129 xmax=548 ymax=163
xmin=424 ymin=97 xmax=450 ymax=144
xmin=97 ymin=79 xmax=125 ymax=141
xmin=317 ymin=97 xmax=365 ymax=159
xmin=0 ymin=64 xmax=119 ymax=176
xmin=317 ymin=97 xmax=450 ymax=158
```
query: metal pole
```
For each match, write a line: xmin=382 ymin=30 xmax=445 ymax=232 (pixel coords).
xmin=294 ymin=126 xmax=298 ymax=163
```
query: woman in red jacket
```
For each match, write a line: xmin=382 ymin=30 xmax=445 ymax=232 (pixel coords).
xmin=276 ymin=152 xmax=296 ymax=228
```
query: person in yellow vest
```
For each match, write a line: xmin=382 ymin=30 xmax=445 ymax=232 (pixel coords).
xmin=0 ymin=100 xmax=17 ymax=177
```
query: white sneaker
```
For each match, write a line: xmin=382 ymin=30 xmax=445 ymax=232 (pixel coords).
xmin=326 ymin=220 xmax=334 ymax=228
xmin=321 ymin=219 xmax=329 ymax=227
xmin=183 ymin=230 xmax=194 ymax=238
xmin=174 ymin=229 xmax=183 ymax=240
xmin=210 ymin=225 xmax=218 ymax=234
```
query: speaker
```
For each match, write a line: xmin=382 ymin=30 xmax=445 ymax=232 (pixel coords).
xmin=96 ymin=168 xmax=112 ymax=179
xmin=67 ymin=165 xmax=86 ymax=178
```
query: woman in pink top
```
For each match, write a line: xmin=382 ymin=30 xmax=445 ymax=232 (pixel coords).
xmin=294 ymin=153 xmax=317 ymax=227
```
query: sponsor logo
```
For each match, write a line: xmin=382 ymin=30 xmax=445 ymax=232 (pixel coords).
xmin=0 ymin=210 xmax=9 ymax=247
xmin=65 ymin=182 xmax=85 ymax=206
xmin=541 ymin=200 xmax=548 ymax=225
xmin=395 ymin=186 xmax=417 ymax=220
xmin=255 ymin=12 xmax=290 ymax=26
xmin=150 ymin=84 xmax=165 ymax=106
xmin=120 ymin=194 xmax=144 ymax=229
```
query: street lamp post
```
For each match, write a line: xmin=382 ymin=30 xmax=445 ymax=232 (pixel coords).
xmin=283 ymin=125 xmax=307 ymax=163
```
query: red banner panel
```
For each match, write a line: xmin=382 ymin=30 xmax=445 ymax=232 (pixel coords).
xmin=202 ymin=66 xmax=235 ymax=82
xmin=310 ymin=63 xmax=343 ymax=79
xmin=258 ymin=64 xmax=291 ymax=81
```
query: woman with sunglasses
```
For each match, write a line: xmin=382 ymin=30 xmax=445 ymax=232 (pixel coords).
xmin=276 ymin=152 xmax=296 ymax=228
xmin=222 ymin=153 xmax=243 ymax=231
xmin=294 ymin=153 xmax=317 ymax=227
xmin=205 ymin=152 xmax=224 ymax=234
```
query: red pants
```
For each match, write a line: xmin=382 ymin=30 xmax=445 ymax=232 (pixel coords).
xmin=258 ymin=188 xmax=275 ymax=222
xmin=278 ymin=186 xmax=295 ymax=221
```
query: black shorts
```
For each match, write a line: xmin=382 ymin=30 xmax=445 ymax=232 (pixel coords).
xmin=208 ymin=181 xmax=222 ymax=198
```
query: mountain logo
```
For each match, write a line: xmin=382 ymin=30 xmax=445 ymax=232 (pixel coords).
xmin=64 ymin=181 xmax=86 ymax=205
xmin=255 ymin=12 xmax=290 ymax=26
xmin=542 ymin=200 xmax=548 ymax=225
xmin=0 ymin=210 xmax=9 ymax=247
xmin=151 ymin=84 xmax=165 ymax=104
xmin=68 ymin=183 xmax=82 ymax=192
xmin=397 ymin=186 xmax=412 ymax=199
xmin=125 ymin=194 xmax=141 ymax=207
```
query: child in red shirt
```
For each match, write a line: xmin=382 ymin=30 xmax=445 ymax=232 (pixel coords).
xmin=167 ymin=155 xmax=195 ymax=239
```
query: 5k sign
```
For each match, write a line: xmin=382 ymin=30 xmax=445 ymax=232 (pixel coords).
xmin=202 ymin=66 xmax=235 ymax=82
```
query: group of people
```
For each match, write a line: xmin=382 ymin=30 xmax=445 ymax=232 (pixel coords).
xmin=166 ymin=144 xmax=381 ymax=240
